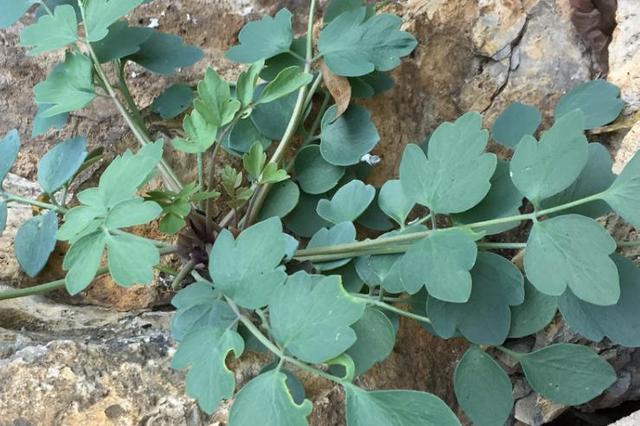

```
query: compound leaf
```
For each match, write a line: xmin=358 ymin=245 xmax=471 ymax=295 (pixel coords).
xmin=223 ymin=116 xmax=271 ymax=156
xmin=270 ymin=272 xmax=365 ymax=363
xmin=172 ymin=110 xmax=217 ymax=153
xmin=34 ymin=53 xmax=96 ymax=117
xmin=294 ymin=144 xmax=345 ymax=194
xmin=378 ymin=179 xmax=414 ymax=227
xmin=602 ymin=150 xmax=640 ymax=228
xmin=236 ymin=60 xmax=264 ymax=108
xmin=209 ymin=217 xmax=287 ymax=309
xmin=399 ymin=113 xmax=496 ymax=214
xmin=172 ymin=297 xmax=235 ymax=342
xmin=324 ymin=0 xmax=365 ymax=23
xmin=519 ymin=343 xmax=616 ymax=405
xmin=106 ymin=233 xmax=159 ymax=286
xmin=63 ymin=230 xmax=106 ymax=294
xmin=510 ymin=110 xmax=588 ymax=204
xmin=317 ymin=179 xmax=375 ymax=223
xmin=127 ymin=31 xmax=203 ymax=74
xmin=92 ymin=20 xmax=152 ymax=62
xmin=228 ymin=370 xmax=312 ymax=426
xmin=151 ymin=83 xmax=193 ymax=119
xmin=346 ymin=307 xmax=396 ymax=376
xmin=104 ymin=198 xmax=162 ymax=229
xmin=0 ymin=129 xmax=20 ymax=183
xmin=172 ymin=327 xmax=244 ymax=415
xmin=524 ymin=214 xmax=618 ymax=305
xmin=84 ymin=0 xmax=145 ymax=42
xmin=283 ymin=193 xmax=331 ymax=238
xmin=226 ymin=9 xmax=294 ymax=63
xmin=555 ymin=80 xmax=624 ymax=129
xmin=195 ymin=67 xmax=240 ymax=127
xmin=306 ymin=221 xmax=356 ymax=271
xmin=251 ymin=90 xmax=297 ymax=139
xmin=454 ymin=346 xmax=512 ymax=426
xmin=257 ymin=66 xmax=312 ymax=105
xmin=318 ymin=7 xmax=417 ymax=77
xmin=15 ymin=210 xmax=58 ymax=277
xmin=491 ymin=102 xmax=541 ymax=148
xmin=19 ymin=4 xmax=78 ymax=55
xmin=320 ymin=104 xmax=379 ymax=166
xmin=509 ymin=280 xmax=558 ymax=338
xmin=38 ymin=136 xmax=87 ymax=194
xmin=258 ymin=180 xmax=300 ymax=221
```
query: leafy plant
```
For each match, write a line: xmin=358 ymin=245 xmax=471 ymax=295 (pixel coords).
xmin=0 ymin=0 xmax=637 ymax=425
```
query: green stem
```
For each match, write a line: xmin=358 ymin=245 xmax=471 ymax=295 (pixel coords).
xmin=357 ymin=296 xmax=432 ymax=324
xmin=197 ymin=152 xmax=205 ymax=209
xmin=5 ymin=194 xmax=67 ymax=213
xmin=535 ymin=192 xmax=605 ymax=217
xmin=38 ymin=0 xmax=54 ymax=16
xmin=477 ymin=242 xmax=527 ymax=250
xmin=171 ymin=258 xmax=197 ymax=290
xmin=496 ymin=345 xmax=524 ymax=360
xmin=618 ymin=240 xmax=640 ymax=247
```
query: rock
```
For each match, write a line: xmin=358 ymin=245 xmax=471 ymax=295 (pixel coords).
xmin=608 ymin=0 xmax=640 ymax=112
xmin=612 ymin=410 xmax=640 ymax=426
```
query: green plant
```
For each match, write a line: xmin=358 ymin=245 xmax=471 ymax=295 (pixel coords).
xmin=0 ymin=0 xmax=639 ymax=424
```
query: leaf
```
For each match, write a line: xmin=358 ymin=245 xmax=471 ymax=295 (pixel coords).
xmin=294 ymin=144 xmax=345 ymax=194
xmin=542 ymin=142 xmax=615 ymax=219
xmin=399 ymin=113 xmax=497 ymax=214
xmin=558 ymin=254 xmax=640 ymax=347
xmin=172 ymin=281 xmax=220 ymax=309
xmin=318 ymin=8 xmax=417 ymax=77
xmin=34 ymin=53 xmax=96 ymax=117
xmin=106 ymin=233 xmax=159 ymax=286
xmin=0 ymin=202 xmax=6 ymax=236
xmin=452 ymin=160 xmax=523 ymax=235
xmin=225 ymin=9 xmax=294 ymax=63
xmin=427 ymin=252 xmax=524 ymax=345
xmin=357 ymin=193 xmax=395 ymax=232
xmin=242 ymin=143 xmax=266 ymax=180
xmin=258 ymin=180 xmax=300 ymax=221
xmin=283 ymin=193 xmax=331 ymax=238
xmin=306 ymin=222 xmax=357 ymax=271
xmin=510 ymin=110 xmax=588 ymax=204
xmin=63 ymin=230 xmax=106 ymax=294
xmin=317 ymin=179 xmax=375 ymax=223
xmin=0 ymin=129 xmax=20 ymax=183
xmin=509 ymin=280 xmax=557 ymax=338
xmin=399 ymin=229 xmax=477 ymax=302
xmin=0 ymin=0 xmax=30 ymax=29
xmin=127 ymin=31 xmax=203 ymax=74
xmin=335 ymin=262 xmax=365 ymax=293
xmin=344 ymin=385 xmax=460 ymax=426
xmin=251 ymin=90 xmax=297 ymax=140
xmin=172 ymin=327 xmax=244 ymax=415
xmin=321 ymin=61 xmax=351 ymax=118
xmin=32 ymin=104 xmax=68 ymax=137
xmin=38 ymin=137 xmax=87 ymax=194
xmin=518 ymin=343 xmax=616 ymax=405
xmin=259 ymin=162 xmax=289 ymax=184
xmin=84 ymin=0 xmax=145 ymax=42
xmin=15 ymin=211 xmax=58 ymax=277
xmin=150 ymin=84 xmax=193 ymax=119
xmin=91 ymin=20 xmax=153 ymax=63
xmin=19 ymin=4 xmax=77 ymax=55
xmin=261 ymin=37 xmax=305 ymax=81
xmin=555 ymin=80 xmax=624 ymax=129
xmin=454 ymin=346 xmax=513 ymax=426
xmin=195 ymin=67 xmax=241 ymax=127
xmin=602 ymin=150 xmax=640 ymax=228
xmin=171 ymin=299 xmax=237 ymax=342
xmin=105 ymin=198 xmax=161 ymax=229
xmin=323 ymin=0 xmax=365 ymax=24
xmin=320 ymin=104 xmax=380 ymax=166
xmin=209 ymin=217 xmax=287 ymax=309
xmin=270 ymin=271 xmax=365 ymax=363
xmin=346 ymin=308 xmax=396 ymax=376
xmin=236 ymin=60 xmax=264 ymax=108
xmin=491 ymin=102 xmax=541 ymax=148
xmin=228 ymin=370 xmax=312 ymax=426
xmin=257 ymin=66 xmax=312 ymax=105
xmin=350 ymin=71 xmax=394 ymax=98
xmin=378 ymin=179 xmax=414 ymax=226
xmin=223 ymin=117 xmax=271 ymax=156
xmin=524 ymin=214 xmax=618 ymax=305
xmin=173 ymin=110 xmax=217 ymax=153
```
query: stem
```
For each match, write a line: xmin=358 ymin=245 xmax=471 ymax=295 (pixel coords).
xmin=618 ymin=240 xmax=640 ymax=248
xmin=5 ymin=194 xmax=67 ymax=213
xmin=477 ymin=242 xmax=527 ymax=250
xmin=496 ymin=345 xmax=524 ymax=360
xmin=197 ymin=152 xmax=205 ymax=210
xmin=535 ymin=192 xmax=606 ymax=217
xmin=38 ymin=0 xmax=54 ymax=16
xmin=357 ymin=296 xmax=432 ymax=325
xmin=171 ymin=259 xmax=197 ymax=290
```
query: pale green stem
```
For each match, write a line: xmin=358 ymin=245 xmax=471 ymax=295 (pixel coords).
xmin=356 ymin=296 xmax=432 ymax=325
xmin=4 ymin=193 xmax=67 ymax=213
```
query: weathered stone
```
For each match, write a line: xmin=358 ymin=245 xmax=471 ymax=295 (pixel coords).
xmin=608 ymin=0 xmax=640 ymax=112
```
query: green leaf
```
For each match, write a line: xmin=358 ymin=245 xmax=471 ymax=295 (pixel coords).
xmin=294 ymin=144 xmax=345 ymax=194
xmin=236 ymin=60 xmax=264 ymax=108
xmin=171 ymin=299 xmax=236 ymax=342
xmin=91 ymin=20 xmax=152 ymax=63
xmin=172 ymin=110 xmax=217 ymax=153
xmin=350 ymin=71 xmax=394 ymax=98
xmin=32 ymin=104 xmax=68 ymax=137
xmin=250 ymin=90 xmax=297 ymax=139
xmin=318 ymin=8 xmax=417 ymax=77
xmin=172 ymin=327 xmax=244 ymax=415
xmin=283 ymin=193 xmax=331 ymax=238
xmin=510 ymin=110 xmax=588 ymax=204
xmin=243 ymin=143 xmax=266 ymax=180
xmin=324 ymin=0 xmax=364 ymax=23
xmin=306 ymin=221 xmax=356 ymax=271
xmin=344 ymin=385 xmax=460 ymax=426
xmin=509 ymin=280 xmax=557 ymax=338
xmin=378 ymin=179 xmax=414 ymax=226
xmin=106 ymin=233 xmax=158 ymax=286
xmin=225 ymin=9 xmax=294 ymax=63
xmin=542 ymin=143 xmax=615 ymax=219
xmin=34 ymin=53 xmax=96 ymax=117
xmin=15 ymin=211 xmax=58 ymax=277
xmin=38 ymin=137 xmax=87 ymax=194
xmin=334 ymin=262 xmax=365 ymax=293
xmin=228 ymin=370 xmax=312 ymax=426
xmin=0 ymin=202 xmax=6 ymax=236
xmin=150 ymin=84 xmax=193 ymax=119
xmin=258 ymin=180 xmax=300 ymax=221
xmin=19 ymin=4 xmax=77 ymax=55
xmin=63 ymin=230 xmax=106 ymax=294
xmin=524 ymin=214 xmax=618 ymax=305
xmin=84 ymin=0 xmax=144 ymax=42
xmin=0 ymin=0 xmax=31 ymax=29
xmin=195 ymin=67 xmax=241 ymax=127
xmin=261 ymin=37 xmax=305 ymax=81
xmin=172 ymin=281 xmax=220 ymax=309
xmin=357 ymin=193 xmax=395 ymax=232
xmin=270 ymin=271 xmax=365 ymax=363
xmin=256 ymin=66 xmax=312 ymax=105
xmin=0 ymin=129 xmax=20 ymax=183
xmin=399 ymin=113 xmax=497 ymax=214
xmin=105 ymin=198 xmax=161 ymax=229
xmin=558 ymin=254 xmax=640 ymax=347
xmin=602 ymin=150 xmax=640 ymax=228
xmin=399 ymin=229 xmax=477 ymax=302
xmin=317 ymin=179 xmax=375 ymax=223
xmin=259 ymin=162 xmax=289 ymax=184
xmin=491 ymin=102 xmax=541 ymax=148
xmin=427 ymin=252 xmax=524 ymax=345
xmin=209 ymin=217 xmax=287 ymax=309
xmin=346 ymin=308 xmax=396 ymax=376
xmin=518 ymin=343 xmax=616 ymax=405
xmin=320 ymin=104 xmax=380 ymax=166
xmin=454 ymin=346 xmax=513 ymax=426
xmin=452 ymin=159 xmax=523 ymax=235
xmin=555 ymin=80 xmax=624 ymax=129
xmin=127 ymin=31 xmax=203 ymax=74
xmin=223 ymin=117 xmax=271 ymax=156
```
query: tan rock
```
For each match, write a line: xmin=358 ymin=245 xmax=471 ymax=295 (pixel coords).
xmin=608 ymin=0 xmax=640 ymax=112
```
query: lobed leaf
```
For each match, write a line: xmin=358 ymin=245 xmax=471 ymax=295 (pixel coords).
xmin=258 ymin=180 xmax=300 ymax=221
xmin=317 ymin=179 xmax=375 ymax=224
xmin=32 ymin=104 xmax=68 ymax=137
xmin=491 ymin=102 xmax=541 ymax=148
xmin=555 ymin=80 xmax=624 ymax=130
xmin=378 ymin=180 xmax=414 ymax=227
xmin=172 ymin=110 xmax=217 ymax=153
xmin=37 ymin=137 xmax=87 ymax=194
xmin=195 ymin=67 xmax=240 ymax=127
xmin=256 ymin=66 xmax=312 ymax=105
xmin=84 ymin=0 xmax=145 ymax=42
xmin=0 ymin=0 xmax=31 ymax=29
xmin=509 ymin=280 xmax=558 ymax=338
xmin=15 ymin=211 xmax=58 ymax=277
xmin=151 ymin=84 xmax=193 ymax=119
xmin=19 ymin=4 xmax=78 ymax=55
xmin=127 ymin=31 xmax=203 ymax=74
xmin=106 ymin=233 xmax=159 ymax=286
xmin=345 ymin=308 xmax=396 ymax=376
xmin=306 ymin=221 xmax=356 ymax=271
xmin=283 ymin=193 xmax=331 ymax=238
xmin=0 ymin=129 xmax=20 ymax=184
xmin=226 ymin=9 xmax=294 ymax=63
xmin=63 ymin=230 xmax=106 ymax=294
xmin=91 ymin=20 xmax=153 ymax=63
xmin=602 ymin=150 xmax=640 ymax=228
xmin=320 ymin=104 xmax=379 ymax=166
xmin=294 ymin=144 xmax=345 ymax=194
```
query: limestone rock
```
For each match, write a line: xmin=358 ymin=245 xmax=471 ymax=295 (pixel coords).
xmin=608 ymin=0 xmax=640 ymax=112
